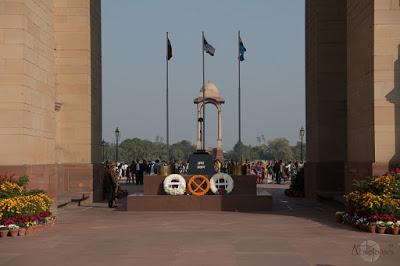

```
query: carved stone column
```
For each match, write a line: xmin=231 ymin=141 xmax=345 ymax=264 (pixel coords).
xmin=216 ymin=105 xmax=223 ymax=161
xmin=217 ymin=107 xmax=223 ymax=147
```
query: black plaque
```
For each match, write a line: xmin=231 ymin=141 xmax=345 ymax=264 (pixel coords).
xmin=188 ymin=151 xmax=214 ymax=176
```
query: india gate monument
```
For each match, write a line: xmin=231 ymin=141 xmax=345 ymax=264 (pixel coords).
xmin=0 ymin=0 xmax=400 ymax=204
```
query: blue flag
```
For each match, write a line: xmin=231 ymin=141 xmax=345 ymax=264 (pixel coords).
xmin=239 ymin=36 xmax=246 ymax=61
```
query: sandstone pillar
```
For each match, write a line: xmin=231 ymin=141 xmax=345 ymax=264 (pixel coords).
xmin=0 ymin=0 xmax=103 ymax=203
xmin=305 ymin=0 xmax=400 ymax=198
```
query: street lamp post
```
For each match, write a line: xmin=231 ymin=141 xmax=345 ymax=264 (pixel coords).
xmin=299 ymin=126 xmax=305 ymax=162
xmin=115 ymin=127 xmax=120 ymax=163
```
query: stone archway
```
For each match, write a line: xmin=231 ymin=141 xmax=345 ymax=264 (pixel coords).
xmin=193 ymin=82 xmax=225 ymax=161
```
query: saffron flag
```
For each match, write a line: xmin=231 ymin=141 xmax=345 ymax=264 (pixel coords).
xmin=167 ymin=37 xmax=172 ymax=60
xmin=203 ymin=36 xmax=215 ymax=56
xmin=239 ymin=36 xmax=246 ymax=61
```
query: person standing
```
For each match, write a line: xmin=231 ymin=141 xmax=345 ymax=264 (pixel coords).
xmin=154 ymin=159 xmax=160 ymax=175
xmin=122 ymin=163 xmax=128 ymax=177
xmin=117 ymin=163 xmax=122 ymax=180
xmin=138 ymin=160 xmax=146 ymax=185
xmin=135 ymin=159 xmax=140 ymax=185
xmin=126 ymin=164 xmax=132 ymax=184
xmin=279 ymin=160 xmax=285 ymax=184
xmin=129 ymin=160 xmax=136 ymax=184
xmin=104 ymin=162 xmax=118 ymax=208
xmin=261 ymin=163 xmax=266 ymax=184
xmin=273 ymin=160 xmax=281 ymax=184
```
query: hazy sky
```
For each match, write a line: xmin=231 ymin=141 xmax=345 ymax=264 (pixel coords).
xmin=102 ymin=0 xmax=305 ymax=150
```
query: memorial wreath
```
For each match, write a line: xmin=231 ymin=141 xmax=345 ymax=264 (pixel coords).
xmin=163 ymin=174 xmax=186 ymax=195
xmin=210 ymin=173 xmax=234 ymax=195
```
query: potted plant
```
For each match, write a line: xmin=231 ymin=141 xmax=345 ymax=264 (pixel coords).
xmin=45 ymin=216 xmax=56 ymax=227
xmin=395 ymin=221 xmax=400 ymax=235
xmin=335 ymin=211 xmax=344 ymax=223
xmin=31 ymin=221 xmax=39 ymax=232
xmin=367 ymin=222 xmax=376 ymax=233
xmin=387 ymin=221 xmax=399 ymax=235
xmin=0 ymin=225 xmax=9 ymax=237
xmin=8 ymin=224 xmax=19 ymax=237
xmin=376 ymin=221 xmax=386 ymax=234
xmin=25 ymin=222 xmax=34 ymax=236
xmin=18 ymin=224 xmax=28 ymax=236
xmin=48 ymin=216 xmax=56 ymax=226
xmin=356 ymin=217 xmax=368 ymax=231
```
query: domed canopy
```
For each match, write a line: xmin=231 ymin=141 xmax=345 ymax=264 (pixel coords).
xmin=194 ymin=81 xmax=225 ymax=104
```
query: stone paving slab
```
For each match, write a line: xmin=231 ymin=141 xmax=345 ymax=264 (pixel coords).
xmin=0 ymin=185 xmax=399 ymax=266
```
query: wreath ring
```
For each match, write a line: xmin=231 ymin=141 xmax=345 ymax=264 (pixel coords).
xmin=210 ymin=173 xmax=234 ymax=194
xmin=163 ymin=174 xmax=186 ymax=195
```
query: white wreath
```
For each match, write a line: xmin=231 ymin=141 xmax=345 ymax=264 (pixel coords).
xmin=163 ymin=174 xmax=186 ymax=195
xmin=210 ymin=173 xmax=234 ymax=194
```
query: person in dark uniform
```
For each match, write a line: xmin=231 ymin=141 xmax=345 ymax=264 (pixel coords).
xmin=138 ymin=160 xmax=145 ymax=185
xmin=273 ymin=160 xmax=282 ymax=184
xmin=104 ymin=162 xmax=118 ymax=208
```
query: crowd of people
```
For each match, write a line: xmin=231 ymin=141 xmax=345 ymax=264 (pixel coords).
xmin=113 ymin=160 xmax=190 ymax=185
xmin=220 ymin=160 xmax=304 ymax=184
xmin=112 ymin=159 xmax=304 ymax=185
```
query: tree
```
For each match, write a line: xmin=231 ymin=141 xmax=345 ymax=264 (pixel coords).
xmin=171 ymin=140 xmax=195 ymax=161
xmin=292 ymin=141 xmax=306 ymax=161
xmin=225 ymin=141 xmax=262 ymax=161
xmin=102 ymin=138 xmax=195 ymax=163
xmin=266 ymin=138 xmax=294 ymax=160
xmin=102 ymin=137 xmax=303 ymax=163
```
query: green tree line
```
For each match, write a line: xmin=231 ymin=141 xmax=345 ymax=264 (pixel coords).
xmin=103 ymin=137 xmax=306 ymax=163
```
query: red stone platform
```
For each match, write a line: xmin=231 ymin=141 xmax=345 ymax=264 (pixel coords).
xmin=127 ymin=195 xmax=272 ymax=211
xmin=126 ymin=175 xmax=272 ymax=211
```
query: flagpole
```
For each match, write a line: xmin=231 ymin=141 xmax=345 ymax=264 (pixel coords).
xmin=238 ymin=30 xmax=241 ymax=145
xmin=166 ymin=32 xmax=170 ymax=161
xmin=202 ymin=31 xmax=206 ymax=151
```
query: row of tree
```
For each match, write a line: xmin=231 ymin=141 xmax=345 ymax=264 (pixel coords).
xmin=103 ymin=137 xmax=305 ymax=163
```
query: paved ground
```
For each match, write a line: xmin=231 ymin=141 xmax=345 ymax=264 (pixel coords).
xmin=0 ymin=185 xmax=399 ymax=266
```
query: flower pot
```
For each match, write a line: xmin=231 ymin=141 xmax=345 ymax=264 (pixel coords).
xmin=0 ymin=230 xmax=9 ymax=238
xmin=31 ymin=226 xmax=37 ymax=233
xmin=25 ymin=227 xmax=33 ymax=236
xmin=389 ymin=227 xmax=399 ymax=235
xmin=376 ymin=226 xmax=386 ymax=234
xmin=9 ymin=229 xmax=19 ymax=237
xmin=18 ymin=228 xmax=26 ymax=236
xmin=368 ymin=225 xmax=376 ymax=233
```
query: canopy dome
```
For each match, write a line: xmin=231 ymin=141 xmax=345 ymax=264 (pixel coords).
xmin=194 ymin=81 xmax=225 ymax=104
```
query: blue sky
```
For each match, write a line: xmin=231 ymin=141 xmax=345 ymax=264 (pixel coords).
xmin=102 ymin=0 xmax=305 ymax=149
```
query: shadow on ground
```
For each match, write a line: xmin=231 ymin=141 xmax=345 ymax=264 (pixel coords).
xmin=255 ymin=184 xmax=351 ymax=232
